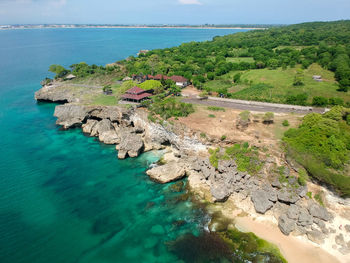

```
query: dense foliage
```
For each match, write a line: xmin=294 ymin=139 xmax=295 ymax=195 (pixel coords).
xmin=147 ymin=97 xmax=195 ymax=119
xmin=283 ymin=106 xmax=350 ymax=196
xmin=122 ymin=21 xmax=350 ymax=93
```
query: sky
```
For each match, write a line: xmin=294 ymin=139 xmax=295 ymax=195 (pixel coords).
xmin=0 ymin=0 xmax=349 ymax=25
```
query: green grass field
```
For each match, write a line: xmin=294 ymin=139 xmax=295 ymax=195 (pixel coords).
xmin=213 ymin=64 xmax=350 ymax=104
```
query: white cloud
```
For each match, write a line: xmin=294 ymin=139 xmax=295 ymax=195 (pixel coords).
xmin=178 ymin=0 xmax=202 ymax=5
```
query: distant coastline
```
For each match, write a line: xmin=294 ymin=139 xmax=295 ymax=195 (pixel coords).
xmin=0 ymin=24 xmax=270 ymax=30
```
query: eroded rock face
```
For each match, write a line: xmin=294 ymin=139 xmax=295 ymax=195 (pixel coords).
xmin=35 ymin=85 xmax=76 ymax=103
xmin=251 ymin=189 xmax=274 ymax=214
xmin=278 ymin=214 xmax=296 ymax=235
xmin=82 ymin=119 xmax=98 ymax=134
xmin=146 ymin=161 xmax=186 ymax=184
xmin=54 ymin=105 xmax=89 ymax=129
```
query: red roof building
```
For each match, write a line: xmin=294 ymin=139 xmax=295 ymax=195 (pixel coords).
xmin=121 ymin=86 xmax=152 ymax=102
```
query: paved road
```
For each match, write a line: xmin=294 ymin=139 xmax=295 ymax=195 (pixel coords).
xmin=182 ymin=98 xmax=326 ymax=114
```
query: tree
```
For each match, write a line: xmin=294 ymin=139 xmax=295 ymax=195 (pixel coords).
xmin=233 ymin=72 xmax=242 ymax=83
xmin=169 ymin=84 xmax=181 ymax=96
xmin=103 ymin=85 xmax=112 ymax=95
xmin=293 ymin=69 xmax=304 ymax=86
xmin=267 ymin=59 xmax=279 ymax=69
xmin=49 ymin=64 xmax=69 ymax=79
xmin=139 ymin=80 xmax=162 ymax=91
xmin=207 ymin=72 xmax=215 ymax=80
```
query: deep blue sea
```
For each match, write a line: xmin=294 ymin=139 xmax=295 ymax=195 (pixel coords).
xmin=0 ymin=28 xmax=247 ymax=263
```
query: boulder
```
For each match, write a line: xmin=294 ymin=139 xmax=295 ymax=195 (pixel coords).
xmin=210 ymin=183 xmax=231 ymax=202
xmin=314 ymin=218 xmax=327 ymax=234
xmin=54 ymin=104 xmax=88 ymax=128
xmin=117 ymin=129 xmax=144 ymax=158
xmin=217 ymin=159 xmax=236 ymax=173
xmin=117 ymin=150 xmax=127 ymax=159
xmin=278 ymin=214 xmax=296 ymax=235
xmin=251 ymin=189 xmax=274 ymax=214
xmin=82 ymin=119 xmax=98 ymax=134
xmin=296 ymin=185 xmax=308 ymax=198
xmin=335 ymin=234 xmax=346 ymax=247
xmin=271 ymin=177 xmax=282 ymax=189
xmin=99 ymin=131 xmax=119 ymax=145
xmin=146 ymin=161 xmax=186 ymax=184
xmin=308 ymin=202 xmax=331 ymax=221
xmin=298 ymin=208 xmax=313 ymax=227
xmin=307 ymin=229 xmax=325 ymax=245
xmin=292 ymin=225 xmax=307 ymax=236
xmin=345 ymin=224 xmax=350 ymax=233
xmin=287 ymin=204 xmax=300 ymax=220
xmin=90 ymin=119 xmax=114 ymax=136
xmin=277 ymin=188 xmax=300 ymax=204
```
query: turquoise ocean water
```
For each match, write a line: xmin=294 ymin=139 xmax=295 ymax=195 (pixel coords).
xmin=0 ymin=28 xmax=247 ymax=263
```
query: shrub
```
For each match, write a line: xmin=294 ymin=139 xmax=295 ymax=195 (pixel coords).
xmin=207 ymin=72 xmax=215 ymax=80
xmin=199 ymin=91 xmax=209 ymax=98
xmin=233 ymin=72 xmax=242 ymax=83
xmin=200 ymin=132 xmax=207 ymax=138
xmin=306 ymin=192 xmax=312 ymax=199
xmin=239 ymin=110 xmax=251 ymax=121
xmin=312 ymin=96 xmax=328 ymax=107
xmin=221 ymin=135 xmax=227 ymax=141
xmin=207 ymin=106 xmax=225 ymax=112
xmin=282 ymin=120 xmax=290 ymax=127
xmin=209 ymin=114 xmax=216 ymax=118
xmin=314 ymin=192 xmax=325 ymax=206
xmin=285 ymin=93 xmax=308 ymax=106
xmin=263 ymin=112 xmax=274 ymax=124
xmin=149 ymin=97 xmax=195 ymax=119
xmin=297 ymin=169 xmax=309 ymax=186
xmin=328 ymin=97 xmax=344 ymax=106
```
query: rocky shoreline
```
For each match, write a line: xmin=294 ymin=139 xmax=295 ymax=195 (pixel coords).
xmin=35 ymin=84 xmax=350 ymax=262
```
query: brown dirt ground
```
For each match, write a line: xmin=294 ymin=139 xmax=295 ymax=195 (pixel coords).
xmin=174 ymin=105 xmax=303 ymax=155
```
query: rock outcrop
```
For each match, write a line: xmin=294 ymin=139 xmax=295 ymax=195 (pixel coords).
xmin=251 ymin=189 xmax=274 ymax=214
xmin=146 ymin=161 xmax=187 ymax=183
xmin=278 ymin=214 xmax=296 ymax=235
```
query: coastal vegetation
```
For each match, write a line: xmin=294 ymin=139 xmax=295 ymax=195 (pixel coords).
xmin=47 ymin=21 xmax=350 ymax=106
xmin=209 ymin=143 xmax=263 ymax=175
xmin=146 ymin=97 xmax=195 ymax=120
xmin=283 ymin=106 xmax=350 ymax=196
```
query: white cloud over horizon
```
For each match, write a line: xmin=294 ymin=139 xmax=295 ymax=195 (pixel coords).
xmin=178 ymin=0 xmax=202 ymax=5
